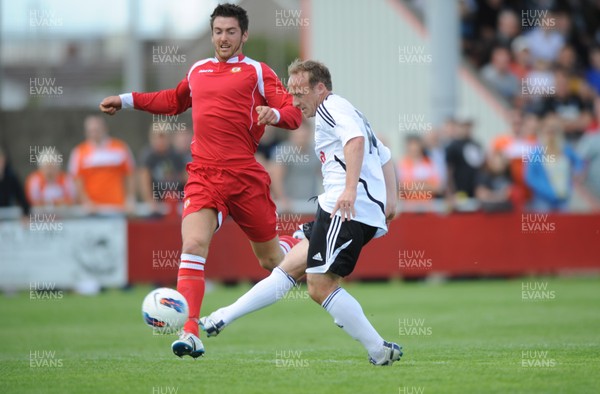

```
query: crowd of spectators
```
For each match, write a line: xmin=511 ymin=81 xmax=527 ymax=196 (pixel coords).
xmin=393 ymin=0 xmax=600 ymax=212
xmin=471 ymin=0 xmax=600 ymax=211
xmin=0 ymin=115 xmax=193 ymax=219
xmin=2 ymin=1 xmax=600 ymax=217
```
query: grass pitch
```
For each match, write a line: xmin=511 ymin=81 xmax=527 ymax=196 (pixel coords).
xmin=1 ymin=278 xmax=599 ymax=393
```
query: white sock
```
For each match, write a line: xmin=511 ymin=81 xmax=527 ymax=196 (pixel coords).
xmin=322 ymin=288 xmax=385 ymax=360
xmin=215 ymin=267 xmax=296 ymax=325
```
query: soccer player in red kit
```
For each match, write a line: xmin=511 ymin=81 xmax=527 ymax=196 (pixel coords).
xmin=99 ymin=3 xmax=302 ymax=358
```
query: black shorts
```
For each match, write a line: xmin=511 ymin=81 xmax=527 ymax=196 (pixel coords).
xmin=302 ymin=205 xmax=377 ymax=277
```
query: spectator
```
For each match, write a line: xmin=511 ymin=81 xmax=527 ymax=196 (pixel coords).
xmin=556 ymin=44 xmax=581 ymax=80
xmin=68 ymin=115 xmax=135 ymax=215
xmin=397 ymin=134 xmax=442 ymax=200
xmin=576 ymin=97 xmax=600 ymax=208
xmin=509 ymin=36 xmax=532 ymax=81
xmin=521 ymin=58 xmax=553 ymax=113
xmin=0 ymin=147 xmax=30 ymax=219
xmin=26 ymin=150 xmax=75 ymax=206
xmin=423 ymin=129 xmax=447 ymax=194
xmin=138 ymin=126 xmax=186 ymax=213
xmin=524 ymin=15 xmax=565 ymax=63
xmin=481 ymin=46 xmax=520 ymax=102
xmin=269 ymin=122 xmax=322 ymax=213
xmin=585 ymin=46 xmax=600 ymax=96
xmin=172 ymin=128 xmax=193 ymax=167
xmin=495 ymin=9 xmax=520 ymax=49
xmin=525 ymin=114 xmax=583 ymax=212
xmin=458 ymin=0 xmax=483 ymax=67
xmin=585 ymin=89 xmax=600 ymax=134
xmin=474 ymin=0 xmax=502 ymax=67
xmin=522 ymin=58 xmax=555 ymax=100
xmin=439 ymin=117 xmax=457 ymax=142
xmin=445 ymin=118 xmax=485 ymax=199
xmin=255 ymin=125 xmax=285 ymax=169
xmin=491 ymin=110 xmax=538 ymax=208
xmin=475 ymin=150 xmax=514 ymax=212
xmin=541 ymin=70 xmax=593 ymax=141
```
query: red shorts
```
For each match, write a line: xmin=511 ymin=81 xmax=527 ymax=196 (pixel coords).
xmin=182 ymin=160 xmax=277 ymax=242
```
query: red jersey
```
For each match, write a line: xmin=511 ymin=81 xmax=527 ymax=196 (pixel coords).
xmin=129 ymin=54 xmax=302 ymax=165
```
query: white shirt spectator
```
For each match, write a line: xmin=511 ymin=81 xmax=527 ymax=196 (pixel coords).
xmin=525 ymin=29 xmax=565 ymax=62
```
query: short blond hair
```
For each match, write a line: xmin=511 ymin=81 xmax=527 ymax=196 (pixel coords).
xmin=288 ymin=59 xmax=332 ymax=90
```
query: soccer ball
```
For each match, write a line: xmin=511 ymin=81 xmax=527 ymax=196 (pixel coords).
xmin=141 ymin=288 xmax=189 ymax=334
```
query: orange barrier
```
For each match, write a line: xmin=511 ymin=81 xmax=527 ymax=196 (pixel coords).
xmin=128 ymin=213 xmax=600 ymax=284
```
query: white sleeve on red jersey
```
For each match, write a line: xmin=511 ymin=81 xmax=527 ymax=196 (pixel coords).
xmin=119 ymin=94 xmax=134 ymax=109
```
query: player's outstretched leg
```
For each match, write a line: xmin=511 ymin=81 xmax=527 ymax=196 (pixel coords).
xmin=171 ymin=209 xmax=218 ymax=358
xmin=171 ymin=252 xmax=206 ymax=358
xmin=201 ymin=237 xmax=307 ymax=337
xmin=307 ymin=272 xmax=403 ymax=366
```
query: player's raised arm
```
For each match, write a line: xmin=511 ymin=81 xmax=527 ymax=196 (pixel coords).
xmin=99 ymin=77 xmax=192 ymax=116
xmin=257 ymin=64 xmax=302 ymax=129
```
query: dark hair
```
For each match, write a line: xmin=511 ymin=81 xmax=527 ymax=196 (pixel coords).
xmin=288 ymin=59 xmax=333 ymax=91
xmin=405 ymin=134 xmax=427 ymax=157
xmin=210 ymin=3 xmax=249 ymax=34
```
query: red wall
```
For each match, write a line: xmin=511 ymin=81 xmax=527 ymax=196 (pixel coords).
xmin=128 ymin=214 xmax=600 ymax=284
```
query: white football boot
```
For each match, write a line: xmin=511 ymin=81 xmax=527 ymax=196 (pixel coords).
xmin=369 ymin=341 xmax=403 ymax=366
xmin=199 ymin=311 xmax=227 ymax=337
xmin=171 ymin=332 xmax=205 ymax=358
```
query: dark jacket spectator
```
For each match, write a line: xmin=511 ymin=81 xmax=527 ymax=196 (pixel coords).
xmin=475 ymin=151 xmax=514 ymax=212
xmin=0 ymin=148 xmax=31 ymax=217
xmin=445 ymin=120 xmax=485 ymax=198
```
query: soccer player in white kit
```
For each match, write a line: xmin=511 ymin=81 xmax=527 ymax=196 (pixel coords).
xmin=201 ymin=59 xmax=402 ymax=366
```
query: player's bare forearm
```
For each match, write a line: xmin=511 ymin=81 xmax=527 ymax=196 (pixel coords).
xmin=331 ymin=137 xmax=364 ymax=220
xmin=343 ymin=137 xmax=364 ymax=191
xmin=381 ymin=160 xmax=398 ymax=222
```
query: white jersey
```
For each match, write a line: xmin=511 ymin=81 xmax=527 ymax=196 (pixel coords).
xmin=314 ymin=93 xmax=391 ymax=237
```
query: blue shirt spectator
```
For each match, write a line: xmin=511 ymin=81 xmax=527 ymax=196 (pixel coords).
xmin=525 ymin=116 xmax=583 ymax=212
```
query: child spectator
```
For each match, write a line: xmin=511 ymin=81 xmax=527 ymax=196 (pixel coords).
xmin=397 ymin=134 xmax=442 ymax=200
xmin=475 ymin=150 xmax=513 ymax=212
xmin=26 ymin=151 xmax=75 ymax=206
